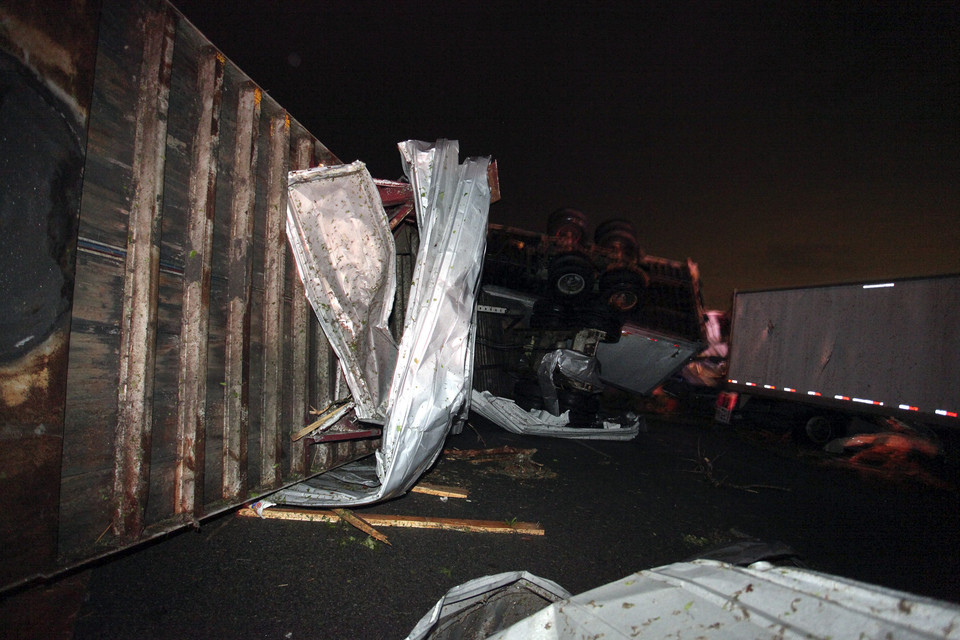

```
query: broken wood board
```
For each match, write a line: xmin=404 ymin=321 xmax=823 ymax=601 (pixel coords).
xmin=236 ymin=507 xmax=544 ymax=536
xmin=442 ymin=446 xmax=537 ymax=463
xmin=292 ymin=399 xmax=355 ymax=441
xmin=411 ymin=483 xmax=469 ymax=499
xmin=332 ymin=508 xmax=391 ymax=546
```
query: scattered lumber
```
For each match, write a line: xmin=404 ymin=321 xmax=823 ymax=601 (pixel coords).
xmin=411 ymin=483 xmax=469 ymax=499
xmin=291 ymin=399 xmax=354 ymax=441
xmin=332 ymin=508 xmax=391 ymax=546
xmin=237 ymin=507 xmax=544 ymax=536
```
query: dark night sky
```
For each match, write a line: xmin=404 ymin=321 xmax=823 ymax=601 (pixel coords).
xmin=172 ymin=1 xmax=958 ymax=309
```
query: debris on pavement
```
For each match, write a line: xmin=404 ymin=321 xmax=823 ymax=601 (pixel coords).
xmin=331 ymin=508 xmax=391 ymax=546
xmin=443 ymin=445 xmax=556 ymax=481
xmin=406 ymin=560 xmax=960 ymax=640
xmin=441 ymin=446 xmax=538 ymax=462
xmin=471 ymin=389 xmax=643 ymax=440
xmin=410 ymin=483 xmax=469 ymax=499
xmin=235 ymin=507 xmax=545 ymax=536
xmin=686 ymin=445 xmax=791 ymax=493
xmin=405 ymin=571 xmax=571 ymax=640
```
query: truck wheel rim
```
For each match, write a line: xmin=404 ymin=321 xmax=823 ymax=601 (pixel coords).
xmin=557 ymin=273 xmax=586 ymax=295
xmin=608 ymin=291 xmax=638 ymax=311
xmin=805 ymin=416 xmax=833 ymax=444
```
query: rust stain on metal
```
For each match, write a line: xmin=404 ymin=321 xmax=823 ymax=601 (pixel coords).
xmin=0 ymin=2 xmax=100 ymax=118
xmin=174 ymin=47 xmax=224 ymax=516
xmin=222 ymin=82 xmax=261 ymax=501
xmin=0 ymin=329 xmax=70 ymax=585
xmin=288 ymin=137 xmax=314 ymax=475
xmin=487 ymin=159 xmax=500 ymax=203
xmin=112 ymin=6 xmax=176 ymax=542
xmin=260 ymin=114 xmax=290 ymax=488
xmin=0 ymin=331 xmax=69 ymax=420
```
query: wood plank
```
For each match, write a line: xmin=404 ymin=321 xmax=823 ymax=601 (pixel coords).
xmin=292 ymin=399 xmax=354 ymax=441
xmin=112 ymin=5 xmax=176 ymax=542
xmin=331 ymin=508 xmax=391 ymax=546
xmin=411 ymin=483 xmax=469 ymax=499
xmin=174 ymin=47 xmax=224 ymax=516
xmin=222 ymin=83 xmax=261 ymax=501
xmin=237 ymin=507 xmax=544 ymax=535
xmin=259 ymin=114 xmax=290 ymax=488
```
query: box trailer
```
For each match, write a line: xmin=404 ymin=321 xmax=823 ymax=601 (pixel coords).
xmin=718 ymin=275 xmax=960 ymax=443
xmin=0 ymin=0 xmax=427 ymax=595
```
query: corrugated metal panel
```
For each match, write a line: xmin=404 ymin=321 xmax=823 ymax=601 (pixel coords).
xmin=0 ymin=0 xmax=402 ymax=592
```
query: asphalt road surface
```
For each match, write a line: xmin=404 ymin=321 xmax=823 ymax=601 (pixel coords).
xmin=73 ymin=410 xmax=960 ymax=639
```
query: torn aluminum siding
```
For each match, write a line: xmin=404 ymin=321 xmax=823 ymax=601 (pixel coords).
xmin=406 ymin=571 xmax=571 ymax=640
xmin=408 ymin=561 xmax=960 ymax=640
xmin=286 ymin=161 xmax=399 ymax=423
xmin=276 ymin=139 xmax=491 ymax=507
xmin=471 ymin=390 xmax=642 ymax=441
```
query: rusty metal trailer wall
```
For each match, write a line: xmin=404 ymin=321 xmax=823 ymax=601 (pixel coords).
xmin=0 ymin=0 xmax=400 ymax=592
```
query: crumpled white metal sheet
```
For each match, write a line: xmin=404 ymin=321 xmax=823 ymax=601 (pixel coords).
xmin=277 ymin=139 xmax=490 ymax=507
xmin=411 ymin=561 xmax=960 ymax=640
xmin=537 ymin=349 xmax=603 ymax=415
xmin=405 ymin=571 xmax=571 ymax=640
xmin=471 ymin=390 xmax=641 ymax=441
xmin=286 ymin=161 xmax=398 ymax=422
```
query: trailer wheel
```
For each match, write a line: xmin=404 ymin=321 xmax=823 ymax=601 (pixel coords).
xmin=594 ymin=219 xmax=641 ymax=263
xmin=548 ymin=254 xmax=595 ymax=300
xmin=801 ymin=415 xmax=842 ymax=446
xmin=599 ymin=269 xmax=647 ymax=312
xmin=547 ymin=208 xmax=588 ymax=246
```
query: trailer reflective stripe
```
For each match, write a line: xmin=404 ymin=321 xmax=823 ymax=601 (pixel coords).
xmin=724 ymin=379 xmax=957 ymax=420
xmin=862 ymin=282 xmax=895 ymax=289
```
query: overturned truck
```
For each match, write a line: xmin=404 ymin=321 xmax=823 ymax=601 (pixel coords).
xmin=473 ymin=208 xmax=707 ymax=429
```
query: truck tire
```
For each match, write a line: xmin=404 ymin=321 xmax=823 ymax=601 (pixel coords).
xmin=594 ymin=219 xmax=641 ymax=263
xmin=548 ymin=254 xmax=595 ymax=300
xmin=599 ymin=268 xmax=647 ymax=312
xmin=798 ymin=414 xmax=845 ymax=446
xmin=547 ymin=208 xmax=587 ymax=246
